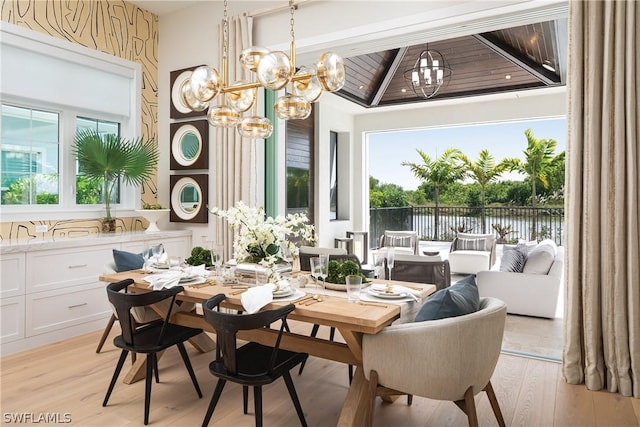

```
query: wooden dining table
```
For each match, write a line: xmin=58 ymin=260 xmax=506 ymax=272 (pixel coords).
xmin=99 ymin=269 xmax=436 ymax=426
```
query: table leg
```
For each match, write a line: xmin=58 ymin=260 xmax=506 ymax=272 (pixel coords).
xmin=337 ymin=366 xmax=370 ymax=426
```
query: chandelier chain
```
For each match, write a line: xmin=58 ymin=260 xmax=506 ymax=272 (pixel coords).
xmin=289 ymin=1 xmax=295 ymax=45
xmin=222 ymin=0 xmax=228 ymax=61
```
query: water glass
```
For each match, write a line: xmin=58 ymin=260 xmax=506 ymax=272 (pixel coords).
xmin=345 ymin=275 xmax=362 ymax=303
xmin=169 ymin=255 xmax=181 ymax=270
xmin=310 ymin=257 xmax=322 ymax=288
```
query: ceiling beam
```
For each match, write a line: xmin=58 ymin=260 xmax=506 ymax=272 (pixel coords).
xmin=370 ymin=47 xmax=408 ymax=106
xmin=473 ymin=33 xmax=560 ymax=86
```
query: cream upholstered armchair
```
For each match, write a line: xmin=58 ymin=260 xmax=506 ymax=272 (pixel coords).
xmin=448 ymin=232 xmax=497 ymax=274
xmin=378 ymin=230 xmax=420 ymax=255
xmin=362 ymin=297 xmax=507 ymax=427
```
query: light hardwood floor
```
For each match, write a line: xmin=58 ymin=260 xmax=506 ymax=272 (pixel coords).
xmin=1 ymin=323 xmax=638 ymax=427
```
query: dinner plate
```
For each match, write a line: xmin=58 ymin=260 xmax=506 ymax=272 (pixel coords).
xmin=153 ymin=263 xmax=170 ymax=269
xmin=367 ymin=288 xmax=406 ymax=299
xmin=273 ymin=287 xmax=295 ymax=298
xmin=179 ymin=275 xmax=200 ymax=283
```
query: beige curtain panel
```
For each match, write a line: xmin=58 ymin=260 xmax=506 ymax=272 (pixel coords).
xmin=212 ymin=14 xmax=259 ymax=260
xmin=564 ymin=0 xmax=640 ymax=397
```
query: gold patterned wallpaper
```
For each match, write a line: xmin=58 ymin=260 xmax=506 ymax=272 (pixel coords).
xmin=0 ymin=0 xmax=158 ymax=243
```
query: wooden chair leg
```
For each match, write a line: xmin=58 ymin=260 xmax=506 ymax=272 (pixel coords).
xmin=96 ymin=313 xmax=116 ymax=353
xmin=484 ymin=381 xmax=505 ymax=427
xmin=365 ymin=370 xmax=378 ymax=427
xmin=464 ymin=386 xmax=478 ymax=427
xmin=253 ymin=386 xmax=263 ymax=427
xmin=243 ymin=386 xmax=249 ymax=414
xmin=283 ymin=371 xmax=307 ymax=427
xmin=202 ymin=379 xmax=226 ymax=427
xmin=407 ymin=394 xmax=413 ymax=405
xmin=298 ymin=324 xmax=321 ymax=375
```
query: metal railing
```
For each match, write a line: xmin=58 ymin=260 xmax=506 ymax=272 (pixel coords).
xmin=370 ymin=205 xmax=565 ymax=248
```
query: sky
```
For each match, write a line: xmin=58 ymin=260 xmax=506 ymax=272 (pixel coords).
xmin=368 ymin=117 xmax=567 ymax=191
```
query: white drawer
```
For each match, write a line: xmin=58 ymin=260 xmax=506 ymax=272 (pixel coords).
xmin=1 ymin=296 xmax=25 ymax=343
xmin=1 ymin=252 xmax=26 ymax=298
xmin=25 ymin=283 xmax=111 ymax=337
xmin=26 ymin=244 xmax=113 ymax=293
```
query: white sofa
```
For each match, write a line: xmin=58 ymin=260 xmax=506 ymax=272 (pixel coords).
xmin=448 ymin=233 xmax=497 ymax=275
xmin=476 ymin=247 xmax=563 ymax=318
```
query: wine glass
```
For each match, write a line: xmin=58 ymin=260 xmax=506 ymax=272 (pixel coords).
xmin=309 ymin=257 xmax=322 ymax=288
xmin=210 ymin=244 xmax=223 ymax=276
xmin=386 ymin=247 xmax=395 ymax=280
xmin=141 ymin=245 xmax=151 ymax=272
xmin=150 ymin=243 xmax=164 ymax=265
xmin=318 ymin=253 xmax=330 ymax=289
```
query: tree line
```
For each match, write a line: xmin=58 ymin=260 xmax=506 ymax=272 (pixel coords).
xmin=370 ymin=128 xmax=565 ymax=238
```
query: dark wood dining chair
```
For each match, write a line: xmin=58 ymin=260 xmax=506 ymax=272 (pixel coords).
xmin=102 ymin=279 xmax=203 ymax=425
xmin=202 ymin=294 xmax=308 ymax=427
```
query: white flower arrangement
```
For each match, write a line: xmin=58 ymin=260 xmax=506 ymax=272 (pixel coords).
xmin=210 ymin=201 xmax=315 ymax=279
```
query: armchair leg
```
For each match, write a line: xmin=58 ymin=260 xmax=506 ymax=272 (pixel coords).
xmin=454 ymin=386 xmax=479 ymax=427
xmin=365 ymin=370 xmax=378 ymax=427
xmin=103 ymin=350 xmax=129 ymax=407
xmin=484 ymin=381 xmax=505 ymax=427
xmin=177 ymin=342 xmax=202 ymax=398
xmin=96 ymin=313 xmax=116 ymax=353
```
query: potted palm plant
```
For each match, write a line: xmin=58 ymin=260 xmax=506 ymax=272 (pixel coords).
xmin=73 ymin=129 xmax=159 ymax=232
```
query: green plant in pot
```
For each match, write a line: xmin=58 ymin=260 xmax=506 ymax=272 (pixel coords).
xmin=73 ymin=129 xmax=159 ymax=232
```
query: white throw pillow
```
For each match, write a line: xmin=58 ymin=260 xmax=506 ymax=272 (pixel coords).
xmin=522 ymin=242 xmax=556 ymax=274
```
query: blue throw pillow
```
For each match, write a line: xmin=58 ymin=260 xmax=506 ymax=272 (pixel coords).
xmin=112 ymin=249 xmax=144 ymax=272
xmin=414 ymin=274 xmax=480 ymax=321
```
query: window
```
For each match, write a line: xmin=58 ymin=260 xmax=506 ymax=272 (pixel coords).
xmin=0 ymin=101 xmax=132 ymax=218
xmin=1 ymin=104 xmax=60 ymax=205
xmin=285 ymin=115 xmax=314 ymax=222
xmin=75 ymin=117 xmax=120 ymax=206
xmin=1 ymin=23 xmax=141 ymax=221
xmin=329 ymin=131 xmax=338 ymax=220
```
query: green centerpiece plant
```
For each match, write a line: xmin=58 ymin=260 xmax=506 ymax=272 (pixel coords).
xmin=326 ymin=259 xmax=367 ymax=284
xmin=73 ymin=129 xmax=159 ymax=232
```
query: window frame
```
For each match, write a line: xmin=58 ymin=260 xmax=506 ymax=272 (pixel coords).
xmin=0 ymin=22 xmax=142 ymax=222
xmin=1 ymin=99 xmax=139 ymax=221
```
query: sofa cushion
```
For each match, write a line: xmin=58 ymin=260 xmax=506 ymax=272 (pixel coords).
xmin=522 ymin=241 xmax=556 ymax=274
xmin=457 ymin=237 xmax=487 ymax=251
xmin=499 ymin=245 xmax=527 ymax=272
xmin=415 ymin=274 xmax=479 ymax=321
xmin=112 ymin=249 xmax=144 ymax=272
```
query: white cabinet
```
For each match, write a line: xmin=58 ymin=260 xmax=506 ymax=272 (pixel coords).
xmin=1 ymin=252 xmax=25 ymax=298
xmin=0 ymin=230 xmax=192 ymax=356
xmin=1 ymin=296 xmax=25 ymax=343
xmin=26 ymin=244 xmax=113 ymax=293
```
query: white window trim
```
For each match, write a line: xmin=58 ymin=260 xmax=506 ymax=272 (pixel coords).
xmin=0 ymin=22 xmax=142 ymax=222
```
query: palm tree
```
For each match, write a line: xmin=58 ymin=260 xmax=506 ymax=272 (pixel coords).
xmin=456 ymin=149 xmax=513 ymax=233
xmin=73 ymin=129 xmax=159 ymax=230
xmin=402 ymin=148 xmax=464 ymax=239
xmin=506 ymin=128 xmax=558 ymax=240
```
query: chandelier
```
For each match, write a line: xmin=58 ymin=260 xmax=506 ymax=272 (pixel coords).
xmin=404 ymin=47 xmax=451 ymax=99
xmin=181 ymin=0 xmax=346 ymax=139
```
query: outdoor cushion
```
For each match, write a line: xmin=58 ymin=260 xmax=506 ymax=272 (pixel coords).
xmin=457 ymin=237 xmax=487 ymax=251
xmin=522 ymin=241 xmax=556 ymax=274
xmin=456 ymin=233 xmax=495 ymax=251
xmin=499 ymin=245 xmax=527 ymax=272
xmin=414 ymin=274 xmax=479 ymax=321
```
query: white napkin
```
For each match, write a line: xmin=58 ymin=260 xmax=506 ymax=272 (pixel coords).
xmin=144 ymin=271 xmax=182 ymax=290
xmin=181 ymin=264 xmax=208 ymax=278
xmin=241 ymin=283 xmax=274 ymax=314
xmin=370 ymin=283 xmax=422 ymax=297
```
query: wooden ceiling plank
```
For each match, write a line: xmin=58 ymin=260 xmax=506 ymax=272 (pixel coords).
xmin=473 ymin=33 xmax=560 ymax=85
xmin=370 ymin=47 xmax=408 ymax=106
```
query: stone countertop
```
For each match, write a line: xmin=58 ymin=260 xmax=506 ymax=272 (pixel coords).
xmin=0 ymin=229 xmax=193 ymax=254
